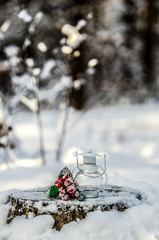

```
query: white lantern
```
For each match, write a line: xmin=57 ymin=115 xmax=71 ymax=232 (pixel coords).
xmin=73 ymin=150 xmax=108 ymax=198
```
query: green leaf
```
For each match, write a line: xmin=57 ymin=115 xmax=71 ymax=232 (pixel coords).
xmin=49 ymin=185 xmax=59 ymax=198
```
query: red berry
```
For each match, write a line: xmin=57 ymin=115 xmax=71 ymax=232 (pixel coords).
xmin=55 ymin=182 xmax=61 ymax=188
xmin=64 ymin=178 xmax=73 ymax=187
xmin=57 ymin=178 xmax=63 ymax=183
xmin=70 ymin=192 xmax=75 ymax=196
xmin=63 ymin=175 xmax=69 ymax=181
xmin=60 ymin=189 xmax=66 ymax=196
xmin=67 ymin=184 xmax=76 ymax=194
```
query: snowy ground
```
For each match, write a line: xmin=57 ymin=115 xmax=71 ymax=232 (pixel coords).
xmin=0 ymin=102 xmax=159 ymax=240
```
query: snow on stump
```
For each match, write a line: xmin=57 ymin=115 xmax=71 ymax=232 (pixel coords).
xmin=7 ymin=185 xmax=146 ymax=231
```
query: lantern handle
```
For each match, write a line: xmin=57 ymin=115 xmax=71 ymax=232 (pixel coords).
xmin=72 ymin=165 xmax=83 ymax=175
xmin=73 ymin=151 xmax=84 ymax=157
xmin=97 ymin=164 xmax=106 ymax=176
xmin=93 ymin=153 xmax=106 ymax=175
xmin=98 ymin=153 xmax=106 ymax=175
xmin=73 ymin=151 xmax=82 ymax=171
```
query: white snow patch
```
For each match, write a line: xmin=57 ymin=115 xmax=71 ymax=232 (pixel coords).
xmin=7 ymin=215 xmax=54 ymax=240
xmin=4 ymin=45 xmax=19 ymax=57
xmin=23 ymin=38 xmax=31 ymax=48
xmin=18 ymin=9 xmax=32 ymax=23
xmin=29 ymin=11 xmax=43 ymax=33
xmin=34 ymin=201 xmax=58 ymax=213
xmin=37 ymin=42 xmax=48 ymax=52
xmin=39 ymin=76 xmax=72 ymax=101
xmin=0 ymin=19 xmax=11 ymax=32
xmin=40 ymin=60 xmax=56 ymax=79
xmin=76 ymin=19 xmax=87 ymax=30
xmin=12 ymin=73 xmax=30 ymax=85
xmin=26 ymin=58 xmax=34 ymax=68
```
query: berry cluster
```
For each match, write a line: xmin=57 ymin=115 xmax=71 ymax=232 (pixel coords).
xmin=55 ymin=175 xmax=80 ymax=201
xmin=49 ymin=167 xmax=84 ymax=201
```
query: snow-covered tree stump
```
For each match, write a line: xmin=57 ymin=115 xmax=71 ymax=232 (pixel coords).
xmin=7 ymin=185 xmax=146 ymax=231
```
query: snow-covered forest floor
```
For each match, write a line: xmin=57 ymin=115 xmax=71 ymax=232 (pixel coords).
xmin=0 ymin=102 xmax=159 ymax=240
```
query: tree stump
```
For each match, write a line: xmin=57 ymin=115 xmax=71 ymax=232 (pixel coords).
xmin=7 ymin=185 xmax=146 ymax=231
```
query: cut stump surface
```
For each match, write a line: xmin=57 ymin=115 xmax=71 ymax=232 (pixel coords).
xmin=7 ymin=185 xmax=146 ymax=231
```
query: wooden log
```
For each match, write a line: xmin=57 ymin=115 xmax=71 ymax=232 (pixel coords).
xmin=7 ymin=185 xmax=146 ymax=231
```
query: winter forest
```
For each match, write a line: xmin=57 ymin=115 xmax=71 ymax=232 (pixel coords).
xmin=1 ymin=0 xmax=159 ymax=109
xmin=0 ymin=0 xmax=159 ymax=239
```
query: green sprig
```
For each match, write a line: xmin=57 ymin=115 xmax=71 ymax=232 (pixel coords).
xmin=49 ymin=185 xmax=59 ymax=198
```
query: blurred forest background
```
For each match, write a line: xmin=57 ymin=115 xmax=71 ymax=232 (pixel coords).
xmin=0 ymin=0 xmax=159 ymax=164
xmin=0 ymin=0 xmax=159 ymax=111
